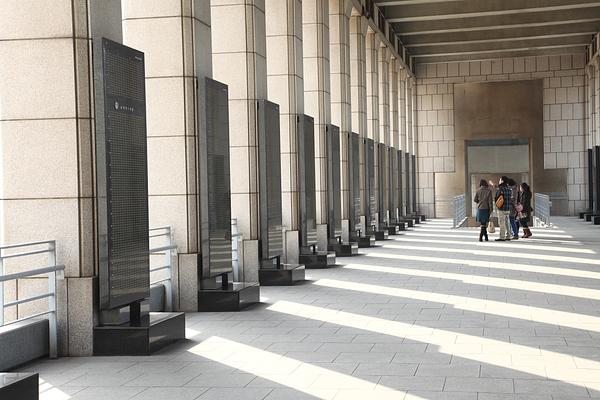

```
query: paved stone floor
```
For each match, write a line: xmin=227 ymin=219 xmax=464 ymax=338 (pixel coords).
xmin=25 ymin=217 xmax=600 ymax=399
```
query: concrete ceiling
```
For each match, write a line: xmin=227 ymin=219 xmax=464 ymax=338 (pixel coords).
xmin=376 ymin=0 xmax=600 ymax=64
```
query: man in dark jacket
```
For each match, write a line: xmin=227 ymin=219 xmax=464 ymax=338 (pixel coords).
xmin=495 ymin=176 xmax=512 ymax=241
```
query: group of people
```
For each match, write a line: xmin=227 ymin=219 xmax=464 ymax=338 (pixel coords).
xmin=474 ymin=176 xmax=533 ymax=242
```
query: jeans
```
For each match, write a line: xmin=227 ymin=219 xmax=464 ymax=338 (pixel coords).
xmin=498 ymin=210 xmax=511 ymax=239
xmin=509 ymin=216 xmax=518 ymax=237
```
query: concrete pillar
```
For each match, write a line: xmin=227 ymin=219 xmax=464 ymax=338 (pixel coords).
xmin=122 ymin=1 xmax=211 ymax=311
xmin=329 ymin=0 xmax=352 ymax=241
xmin=378 ymin=45 xmax=391 ymax=218
xmin=349 ymin=12 xmax=368 ymax=220
xmin=366 ymin=30 xmax=380 ymax=142
xmin=265 ymin=0 xmax=304 ymax=263
xmin=587 ymin=64 xmax=595 ymax=149
xmin=595 ymin=57 xmax=600 ymax=149
xmin=0 ymin=0 xmax=122 ymax=356
xmin=378 ymin=46 xmax=391 ymax=147
xmin=399 ymin=69 xmax=407 ymax=152
xmin=212 ymin=0 xmax=267 ymax=282
xmin=302 ymin=0 xmax=331 ymax=250
xmin=366 ymin=30 xmax=380 ymax=220
xmin=390 ymin=59 xmax=400 ymax=150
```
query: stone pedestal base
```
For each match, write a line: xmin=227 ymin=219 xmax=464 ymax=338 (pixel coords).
xmin=197 ymin=283 xmax=260 ymax=312
xmin=300 ymin=251 xmax=337 ymax=269
xmin=0 ymin=373 xmax=38 ymax=400
xmin=355 ymin=235 xmax=376 ymax=248
xmin=328 ymin=242 xmax=359 ymax=256
xmin=259 ymin=264 xmax=305 ymax=286
xmin=584 ymin=212 xmax=599 ymax=222
xmin=93 ymin=312 xmax=185 ymax=356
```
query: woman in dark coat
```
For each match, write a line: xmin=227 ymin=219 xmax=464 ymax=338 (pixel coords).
xmin=474 ymin=179 xmax=493 ymax=242
xmin=518 ymin=182 xmax=533 ymax=238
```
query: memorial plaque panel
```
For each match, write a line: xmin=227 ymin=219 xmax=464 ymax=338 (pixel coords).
xmin=350 ymin=133 xmax=361 ymax=232
xmin=405 ymin=154 xmax=411 ymax=214
xmin=365 ymin=139 xmax=376 ymax=227
xmin=412 ymin=155 xmax=417 ymax=213
xmin=327 ymin=125 xmax=342 ymax=239
xmin=389 ymin=148 xmax=398 ymax=221
xmin=299 ymin=115 xmax=318 ymax=247
xmin=595 ymin=146 xmax=600 ymax=214
xmin=200 ymin=78 xmax=233 ymax=277
xmin=588 ymin=149 xmax=596 ymax=211
xmin=95 ymin=38 xmax=150 ymax=310
xmin=258 ymin=100 xmax=284 ymax=260
xmin=398 ymin=150 xmax=404 ymax=216
xmin=378 ymin=143 xmax=387 ymax=223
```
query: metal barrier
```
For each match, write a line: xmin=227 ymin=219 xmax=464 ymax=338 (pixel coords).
xmin=452 ymin=194 xmax=467 ymax=228
xmin=149 ymin=227 xmax=177 ymax=311
xmin=534 ymin=193 xmax=552 ymax=227
xmin=0 ymin=241 xmax=64 ymax=358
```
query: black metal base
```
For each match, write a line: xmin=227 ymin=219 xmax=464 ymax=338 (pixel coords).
xmin=93 ymin=312 xmax=185 ymax=356
xmin=328 ymin=242 xmax=359 ymax=257
xmin=593 ymin=215 xmax=600 ymax=225
xmin=259 ymin=264 xmax=305 ymax=286
xmin=371 ymin=230 xmax=389 ymax=241
xmin=398 ymin=218 xmax=414 ymax=228
xmin=198 ymin=282 xmax=260 ymax=312
xmin=0 ymin=373 xmax=38 ymax=400
xmin=579 ymin=211 xmax=589 ymax=219
xmin=393 ymin=222 xmax=407 ymax=231
xmin=356 ymin=235 xmax=376 ymax=248
xmin=383 ymin=225 xmax=402 ymax=236
xmin=300 ymin=251 xmax=337 ymax=268
xmin=584 ymin=213 xmax=599 ymax=222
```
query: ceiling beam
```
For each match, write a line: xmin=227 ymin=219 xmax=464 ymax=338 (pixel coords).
xmin=406 ymin=32 xmax=596 ymax=48
xmin=376 ymin=0 xmax=463 ymax=5
xmin=392 ymin=9 xmax=600 ymax=35
xmin=383 ymin=0 xmax=600 ymax=22
xmin=399 ymin=21 xmax=600 ymax=44
xmin=415 ymin=46 xmax=586 ymax=64
xmin=414 ymin=44 xmax=586 ymax=58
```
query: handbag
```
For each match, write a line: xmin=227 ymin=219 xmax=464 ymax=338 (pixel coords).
xmin=487 ymin=220 xmax=496 ymax=233
xmin=495 ymin=194 xmax=504 ymax=209
xmin=516 ymin=203 xmax=523 ymax=213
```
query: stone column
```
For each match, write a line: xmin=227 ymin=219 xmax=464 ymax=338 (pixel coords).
xmin=303 ymin=0 xmax=331 ymax=250
xmin=378 ymin=45 xmax=391 ymax=219
xmin=349 ymin=11 xmax=368 ymax=219
xmin=265 ymin=0 xmax=304 ymax=263
xmin=587 ymin=64 xmax=595 ymax=149
xmin=366 ymin=30 xmax=380 ymax=222
xmin=122 ymin=0 xmax=211 ymax=311
xmin=0 ymin=0 xmax=122 ymax=356
xmin=378 ymin=46 xmax=391 ymax=147
xmin=212 ymin=0 xmax=267 ymax=282
xmin=398 ymin=69 xmax=407 ymax=215
xmin=390 ymin=59 xmax=399 ymax=150
xmin=329 ymin=0 xmax=352 ymax=242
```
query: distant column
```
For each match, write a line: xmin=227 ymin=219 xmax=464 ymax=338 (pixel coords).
xmin=212 ymin=0 xmax=267 ymax=281
xmin=265 ymin=0 xmax=304 ymax=263
xmin=303 ymin=0 xmax=332 ymax=250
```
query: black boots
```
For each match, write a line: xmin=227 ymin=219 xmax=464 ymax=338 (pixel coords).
xmin=522 ymin=228 xmax=532 ymax=238
xmin=479 ymin=226 xmax=488 ymax=242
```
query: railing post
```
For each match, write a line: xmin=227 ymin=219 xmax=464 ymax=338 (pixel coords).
xmin=47 ymin=241 xmax=57 ymax=359
xmin=164 ymin=227 xmax=173 ymax=312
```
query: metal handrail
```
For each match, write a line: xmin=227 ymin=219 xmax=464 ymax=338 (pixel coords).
xmin=149 ymin=227 xmax=176 ymax=311
xmin=452 ymin=194 xmax=467 ymax=228
xmin=0 ymin=240 xmax=64 ymax=359
xmin=534 ymin=193 xmax=552 ymax=227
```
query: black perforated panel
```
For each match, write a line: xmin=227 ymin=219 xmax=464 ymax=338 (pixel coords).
xmin=95 ymin=38 xmax=149 ymax=310
xmin=365 ymin=139 xmax=376 ymax=227
xmin=258 ymin=100 xmax=284 ymax=260
xmin=299 ymin=115 xmax=317 ymax=247
xmin=201 ymin=78 xmax=233 ymax=277
xmin=327 ymin=125 xmax=342 ymax=239
xmin=350 ymin=133 xmax=361 ymax=232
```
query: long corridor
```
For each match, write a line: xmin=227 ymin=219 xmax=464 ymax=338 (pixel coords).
xmin=33 ymin=218 xmax=600 ymax=400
